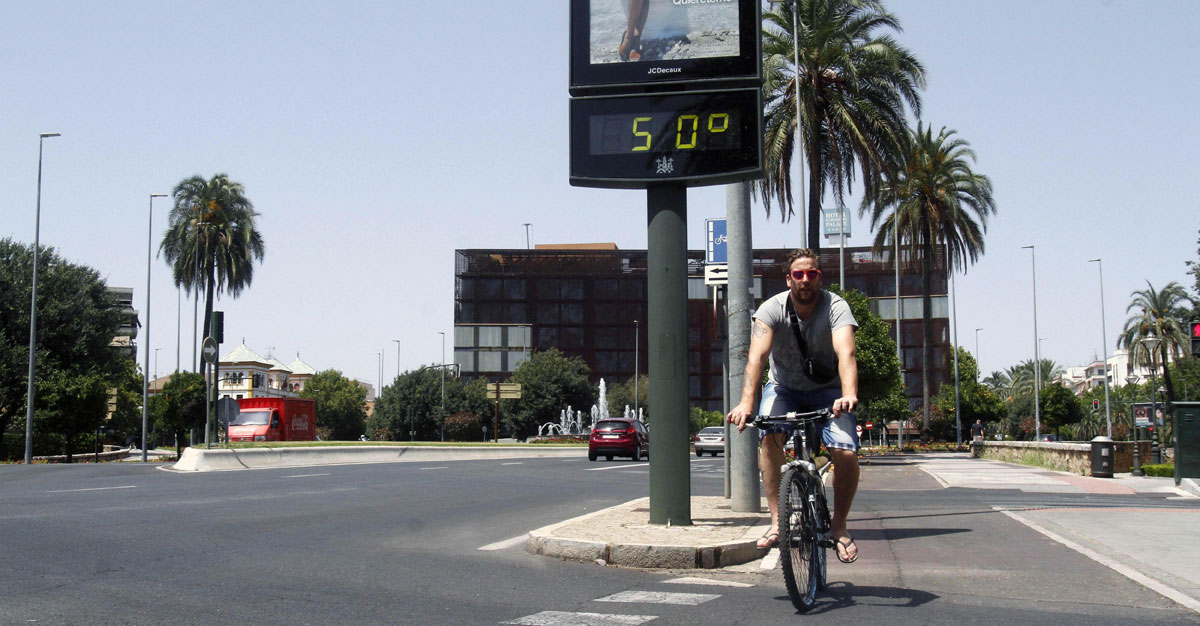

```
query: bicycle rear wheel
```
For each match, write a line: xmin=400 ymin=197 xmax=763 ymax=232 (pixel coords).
xmin=778 ymin=467 xmax=819 ymax=611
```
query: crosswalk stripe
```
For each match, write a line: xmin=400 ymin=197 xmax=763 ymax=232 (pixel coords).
xmin=760 ymin=548 xmax=779 ymax=570
xmin=663 ymin=576 xmax=753 ymax=588
xmin=595 ymin=591 xmax=719 ymax=605
xmin=501 ymin=610 xmax=657 ymax=625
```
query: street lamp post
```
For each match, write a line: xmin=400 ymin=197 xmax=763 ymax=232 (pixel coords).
xmin=142 ymin=193 xmax=168 ymax=462
xmin=948 ymin=241 xmax=961 ymax=446
xmin=1089 ymin=258 xmax=1113 ymax=437
xmin=767 ymin=0 xmax=806 ymax=246
xmin=1140 ymin=336 xmax=1162 ymax=465
xmin=633 ymin=319 xmax=640 ymax=417
xmin=1126 ymin=374 xmax=1143 ymax=476
xmin=438 ymin=331 xmax=446 ymax=442
xmin=523 ymin=223 xmax=531 ymax=249
xmin=392 ymin=339 xmax=401 ymax=383
xmin=24 ymin=132 xmax=62 ymax=465
xmin=1022 ymin=245 xmax=1041 ymax=439
xmin=975 ymin=328 xmax=982 ymax=365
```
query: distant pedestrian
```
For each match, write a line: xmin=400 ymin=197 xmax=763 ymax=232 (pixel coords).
xmin=970 ymin=420 xmax=985 ymax=442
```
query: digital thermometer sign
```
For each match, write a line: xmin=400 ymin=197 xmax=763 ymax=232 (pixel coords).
xmin=570 ymin=88 xmax=762 ymax=188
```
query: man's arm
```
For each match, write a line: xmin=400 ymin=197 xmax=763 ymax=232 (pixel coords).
xmin=727 ymin=318 xmax=773 ymax=431
xmin=831 ymin=325 xmax=857 ymax=416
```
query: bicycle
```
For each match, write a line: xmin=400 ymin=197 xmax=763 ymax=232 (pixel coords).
xmin=752 ymin=409 xmax=834 ymax=611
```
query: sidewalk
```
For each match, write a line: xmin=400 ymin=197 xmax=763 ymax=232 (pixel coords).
xmin=907 ymin=453 xmax=1200 ymax=614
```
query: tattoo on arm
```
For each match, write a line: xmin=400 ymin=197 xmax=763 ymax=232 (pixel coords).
xmin=752 ymin=320 xmax=769 ymax=338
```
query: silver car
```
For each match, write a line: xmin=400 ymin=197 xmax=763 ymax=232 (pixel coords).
xmin=693 ymin=426 xmax=725 ymax=457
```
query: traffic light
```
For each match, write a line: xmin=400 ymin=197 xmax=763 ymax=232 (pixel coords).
xmin=1191 ymin=320 xmax=1200 ymax=357
xmin=1093 ymin=399 xmax=1100 ymax=410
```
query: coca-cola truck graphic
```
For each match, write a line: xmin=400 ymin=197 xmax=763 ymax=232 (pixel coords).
xmin=228 ymin=398 xmax=317 ymax=442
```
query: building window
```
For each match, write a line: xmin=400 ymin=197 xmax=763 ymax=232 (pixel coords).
xmin=456 ymin=350 xmax=475 ymax=373
xmin=479 ymin=327 xmax=503 ymax=347
xmin=455 ymin=326 xmax=474 ymax=348
xmin=508 ymin=326 xmax=530 ymax=349
xmin=478 ymin=351 xmax=502 ymax=372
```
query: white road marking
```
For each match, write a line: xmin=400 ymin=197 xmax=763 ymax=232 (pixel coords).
xmin=46 ymin=485 xmax=137 ymax=494
xmin=595 ymin=591 xmax=719 ymax=605
xmin=501 ymin=462 xmax=524 ymax=466
xmin=998 ymin=508 xmax=1200 ymax=615
xmin=585 ymin=463 xmax=649 ymax=472
xmin=502 ymin=611 xmax=656 ymax=625
xmin=478 ymin=534 xmax=528 ymax=551
xmin=418 ymin=466 xmax=448 ymax=470
xmin=663 ymin=576 xmax=753 ymax=588
xmin=281 ymin=473 xmax=330 ymax=478
xmin=760 ymin=548 xmax=780 ymax=570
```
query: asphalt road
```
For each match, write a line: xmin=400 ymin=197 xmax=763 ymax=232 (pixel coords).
xmin=2 ymin=455 xmax=1197 ymax=625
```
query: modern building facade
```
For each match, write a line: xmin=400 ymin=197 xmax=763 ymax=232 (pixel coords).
xmin=454 ymin=244 xmax=950 ymax=411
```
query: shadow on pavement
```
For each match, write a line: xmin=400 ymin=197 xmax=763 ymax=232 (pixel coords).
xmin=775 ymin=581 xmax=939 ymax=614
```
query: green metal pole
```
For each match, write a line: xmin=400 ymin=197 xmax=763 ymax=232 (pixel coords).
xmin=647 ymin=185 xmax=691 ymax=526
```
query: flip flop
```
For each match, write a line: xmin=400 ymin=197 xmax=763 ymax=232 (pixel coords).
xmin=836 ymin=536 xmax=858 ymax=563
xmin=757 ymin=531 xmax=779 ymax=550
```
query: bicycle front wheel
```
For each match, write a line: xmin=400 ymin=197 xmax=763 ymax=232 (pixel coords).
xmin=778 ymin=467 xmax=819 ymax=611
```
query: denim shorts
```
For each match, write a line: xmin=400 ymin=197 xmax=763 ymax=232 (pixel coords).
xmin=758 ymin=382 xmax=858 ymax=452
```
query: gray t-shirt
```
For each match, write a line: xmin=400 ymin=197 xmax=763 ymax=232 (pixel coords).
xmin=754 ymin=290 xmax=857 ymax=391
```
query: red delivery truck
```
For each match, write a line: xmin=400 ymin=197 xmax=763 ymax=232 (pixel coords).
xmin=228 ymin=398 xmax=317 ymax=442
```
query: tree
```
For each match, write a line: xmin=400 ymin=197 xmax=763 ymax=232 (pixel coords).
xmin=1117 ymin=280 xmax=1196 ymax=428
xmin=606 ymin=374 xmax=649 ymax=420
xmin=507 ymin=349 xmax=595 ymax=439
xmin=1039 ymin=383 xmax=1084 ymax=437
xmin=0 ymin=238 xmax=133 ymax=460
xmin=827 ymin=285 xmax=907 ymax=424
xmin=300 ymin=369 xmax=367 ymax=441
xmin=1187 ymin=228 xmax=1200 ymax=311
xmin=369 ymin=367 xmax=489 ymax=441
xmin=759 ymin=0 xmax=925 ymax=251
xmin=867 ymin=124 xmax=997 ymax=431
xmin=159 ymin=174 xmax=264 ymax=373
xmin=34 ymin=369 xmax=109 ymax=462
xmin=157 ymin=372 xmax=206 ymax=458
xmin=934 ymin=347 xmax=1004 ymax=440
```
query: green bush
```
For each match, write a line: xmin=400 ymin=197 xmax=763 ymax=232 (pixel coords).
xmin=1141 ymin=462 xmax=1174 ymax=478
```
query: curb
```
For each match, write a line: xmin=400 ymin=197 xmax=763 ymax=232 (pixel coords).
xmin=526 ymin=497 xmax=769 ymax=570
xmin=166 ymin=445 xmax=584 ymax=472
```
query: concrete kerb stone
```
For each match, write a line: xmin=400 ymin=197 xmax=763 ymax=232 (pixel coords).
xmin=167 ymin=445 xmax=582 ymax=472
xmin=527 ymin=496 xmax=771 ymax=569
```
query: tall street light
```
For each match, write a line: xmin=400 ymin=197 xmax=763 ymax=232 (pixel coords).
xmin=142 ymin=193 xmax=168 ymax=461
xmin=438 ymin=331 xmax=446 ymax=442
xmin=523 ymin=223 xmax=532 ymax=249
xmin=948 ymin=241 xmax=961 ymax=446
xmin=392 ymin=339 xmax=401 ymax=383
xmin=975 ymin=328 xmax=983 ymax=365
xmin=1022 ymin=245 xmax=1041 ymax=439
xmin=25 ymin=132 xmax=62 ymax=465
xmin=375 ymin=351 xmax=382 ymax=402
xmin=1125 ymin=373 xmax=1143 ymax=476
xmin=767 ymin=0 xmax=806 ymax=246
xmin=1140 ymin=336 xmax=1162 ymax=464
xmin=633 ymin=319 xmax=640 ymax=417
xmin=1088 ymin=258 xmax=1113 ymax=437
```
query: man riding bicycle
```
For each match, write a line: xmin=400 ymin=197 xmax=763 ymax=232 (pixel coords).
xmin=727 ymin=248 xmax=860 ymax=564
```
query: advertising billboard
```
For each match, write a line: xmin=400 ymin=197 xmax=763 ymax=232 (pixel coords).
xmin=569 ymin=0 xmax=761 ymax=95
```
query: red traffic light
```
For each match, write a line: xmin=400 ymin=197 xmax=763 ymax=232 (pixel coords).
xmin=1192 ymin=321 xmax=1200 ymax=337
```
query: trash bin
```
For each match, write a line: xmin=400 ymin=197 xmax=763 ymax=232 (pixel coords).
xmin=1090 ymin=436 xmax=1114 ymax=478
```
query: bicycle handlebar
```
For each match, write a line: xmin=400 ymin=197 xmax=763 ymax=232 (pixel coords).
xmin=750 ymin=408 xmax=834 ymax=428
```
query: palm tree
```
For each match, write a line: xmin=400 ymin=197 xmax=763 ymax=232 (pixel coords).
xmin=759 ymin=0 xmax=925 ymax=251
xmin=160 ymin=174 xmax=265 ymax=371
xmin=1117 ymin=280 xmax=1195 ymax=419
xmin=867 ymin=124 xmax=996 ymax=430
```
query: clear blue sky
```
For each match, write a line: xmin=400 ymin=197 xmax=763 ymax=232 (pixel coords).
xmin=2 ymin=1 xmax=1197 ymax=389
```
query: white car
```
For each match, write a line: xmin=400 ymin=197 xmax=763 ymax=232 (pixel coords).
xmin=693 ymin=427 xmax=725 ymax=457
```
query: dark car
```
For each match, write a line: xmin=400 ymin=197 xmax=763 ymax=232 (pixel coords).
xmin=589 ymin=418 xmax=649 ymax=461
xmin=693 ymin=426 xmax=725 ymax=456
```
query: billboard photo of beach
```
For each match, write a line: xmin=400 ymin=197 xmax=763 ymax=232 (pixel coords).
xmin=588 ymin=0 xmax=740 ymax=64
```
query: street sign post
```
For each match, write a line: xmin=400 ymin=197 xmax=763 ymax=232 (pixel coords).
xmin=487 ymin=383 xmax=522 ymax=443
xmin=202 ymin=337 xmax=218 ymax=365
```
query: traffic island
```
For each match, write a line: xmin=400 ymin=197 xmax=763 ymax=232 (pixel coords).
xmin=526 ymin=496 xmax=769 ymax=569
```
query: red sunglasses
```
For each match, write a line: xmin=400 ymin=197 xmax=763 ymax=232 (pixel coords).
xmin=790 ymin=269 xmax=822 ymax=281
